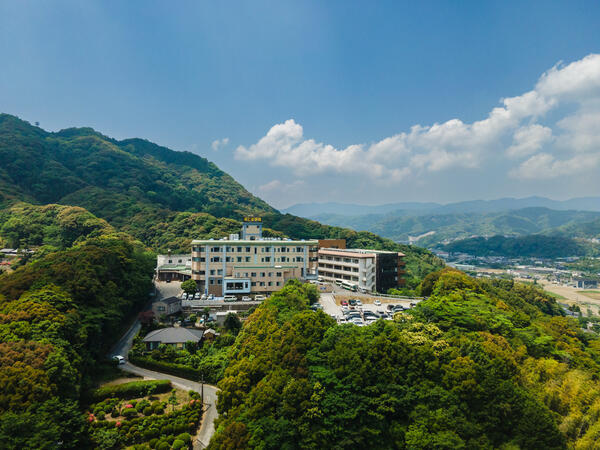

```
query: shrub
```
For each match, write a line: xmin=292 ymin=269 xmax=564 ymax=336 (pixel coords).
xmin=148 ymin=438 xmax=158 ymax=448
xmin=123 ymin=408 xmax=138 ymax=419
xmin=91 ymin=380 xmax=171 ymax=401
xmin=157 ymin=442 xmax=170 ymax=450
xmin=97 ymin=411 xmax=106 ymax=421
xmin=154 ymin=404 xmax=164 ymax=414
xmin=144 ymin=406 xmax=153 ymax=416
xmin=176 ymin=432 xmax=191 ymax=444
xmin=172 ymin=439 xmax=185 ymax=450
xmin=128 ymin=355 xmax=203 ymax=381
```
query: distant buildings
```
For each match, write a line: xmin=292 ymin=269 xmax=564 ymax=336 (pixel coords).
xmin=574 ymin=278 xmax=599 ymax=289
xmin=152 ymin=296 xmax=182 ymax=317
xmin=142 ymin=327 xmax=204 ymax=350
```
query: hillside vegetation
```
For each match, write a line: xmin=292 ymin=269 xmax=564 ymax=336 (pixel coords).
xmin=0 ymin=232 xmax=155 ymax=447
xmin=210 ymin=273 xmax=600 ymax=449
xmin=441 ymin=235 xmax=597 ymax=258
xmin=0 ymin=114 xmax=443 ymax=284
xmin=309 ymin=207 xmax=600 ymax=246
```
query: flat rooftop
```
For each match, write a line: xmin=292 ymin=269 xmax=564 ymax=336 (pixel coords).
xmin=191 ymin=238 xmax=318 ymax=245
xmin=320 ymin=247 xmax=405 ymax=257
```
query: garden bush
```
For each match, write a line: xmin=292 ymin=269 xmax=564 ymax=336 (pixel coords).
xmin=172 ymin=439 xmax=185 ymax=449
xmin=128 ymin=355 xmax=203 ymax=381
xmin=91 ymin=380 xmax=172 ymax=401
xmin=123 ymin=408 xmax=138 ymax=419
xmin=144 ymin=406 xmax=153 ymax=416
xmin=176 ymin=432 xmax=191 ymax=444
xmin=97 ymin=411 xmax=106 ymax=421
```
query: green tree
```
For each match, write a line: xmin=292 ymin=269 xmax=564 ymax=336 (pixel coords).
xmin=181 ymin=279 xmax=197 ymax=296
xmin=223 ymin=313 xmax=242 ymax=335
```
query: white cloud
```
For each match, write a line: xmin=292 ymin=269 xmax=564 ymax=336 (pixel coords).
xmin=506 ymin=124 xmax=553 ymax=158
xmin=211 ymin=137 xmax=229 ymax=151
xmin=236 ymin=54 xmax=600 ymax=182
xmin=510 ymin=152 xmax=600 ymax=180
xmin=257 ymin=179 xmax=305 ymax=193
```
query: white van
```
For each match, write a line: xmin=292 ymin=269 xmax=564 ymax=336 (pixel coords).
xmin=254 ymin=294 xmax=267 ymax=301
xmin=224 ymin=295 xmax=237 ymax=302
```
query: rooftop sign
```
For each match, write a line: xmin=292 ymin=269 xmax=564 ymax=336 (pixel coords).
xmin=244 ymin=217 xmax=262 ymax=222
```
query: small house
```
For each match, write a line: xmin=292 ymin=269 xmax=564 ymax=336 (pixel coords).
xmin=152 ymin=296 xmax=182 ymax=317
xmin=142 ymin=327 xmax=204 ymax=350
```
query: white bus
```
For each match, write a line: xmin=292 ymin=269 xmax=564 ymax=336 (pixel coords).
xmin=341 ymin=281 xmax=358 ymax=292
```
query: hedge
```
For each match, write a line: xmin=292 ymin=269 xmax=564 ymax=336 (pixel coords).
xmin=91 ymin=379 xmax=172 ymax=402
xmin=128 ymin=355 xmax=203 ymax=381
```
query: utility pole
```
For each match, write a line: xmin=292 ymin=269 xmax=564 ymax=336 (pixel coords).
xmin=201 ymin=372 xmax=204 ymax=405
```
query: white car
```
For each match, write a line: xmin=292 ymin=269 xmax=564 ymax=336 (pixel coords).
xmin=224 ymin=295 xmax=237 ymax=302
xmin=180 ymin=292 xmax=188 ymax=299
xmin=242 ymin=296 xmax=252 ymax=301
xmin=254 ymin=295 xmax=267 ymax=301
xmin=374 ymin=299 xmax=381 ymax=306
xmin=355 ymin=300 xmax=363 ymax=307
xmin=201 ymin=293 xmax=207 ymax=300
xmin=207 ymin=294 xmax=214 ymax=300
xmin=194 ymin=292 xmax=201 ymax=299
xmin=113 ymin=355 xmax=126 ymax=365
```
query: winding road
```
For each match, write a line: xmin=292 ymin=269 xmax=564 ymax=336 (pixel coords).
xmin=109 ymin=281 xmax=220 ymax=449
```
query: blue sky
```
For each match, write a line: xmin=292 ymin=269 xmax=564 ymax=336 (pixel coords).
xmin=1 ymin=1 xmax=600 ymax=208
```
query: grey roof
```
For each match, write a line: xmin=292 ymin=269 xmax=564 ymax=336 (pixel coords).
xmin=143 ymin=327 xmax=204 ymax=344
xmin=156 ymin=296 xmax=181 ymax=305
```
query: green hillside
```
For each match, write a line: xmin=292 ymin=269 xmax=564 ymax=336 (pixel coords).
xmin=441 ymin=235 xmax=596 ymax=258
xmin=209 ymin=271 xmax=600 ymax=448
xmin=0 ymin=113 xmax=443 ymax=285
xmin=310 ymin=208 xmax=600 ymax=246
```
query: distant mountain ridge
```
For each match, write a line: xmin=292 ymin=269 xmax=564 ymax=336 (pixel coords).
xmin=284 ymin=196 xmax=600 ymax=217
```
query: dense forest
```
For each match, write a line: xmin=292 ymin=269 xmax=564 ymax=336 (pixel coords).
xmin=0 ymin=231 xmax=155 ymax=447
xmin=210 ymin=274 xmax=600 ymax=449
xmin=441 ymin=234 xmax=596 ymax=258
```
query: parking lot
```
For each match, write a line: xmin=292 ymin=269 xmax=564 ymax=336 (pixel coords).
xmin=319 ymin=292 xmax=419 ymax=326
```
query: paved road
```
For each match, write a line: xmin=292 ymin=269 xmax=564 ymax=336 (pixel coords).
xmin=110 ymin=280 xmax=220 ymax=448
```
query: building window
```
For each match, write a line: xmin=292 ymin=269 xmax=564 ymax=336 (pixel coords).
xmin=157 ymin=306 xmax=165 ymax=312
xmin=192 ymin=257 xmax=202 ymax=262
xmin=251 ymin=281 xmax=256 ymax=286
xmin=260 ymin=272 xmax=266 ymax=277
xmin=246 ymin=247 xmax=251 ymax=252
xmin=296 ymin=257 xmax=303 ymax=262
xmin=211 ymin=247 xmax=220 ymax=252
xmin=217 ymin=279 xmax=222 ymax=285
xmin=264 ymin=257 xmax=271 ymax=262
xmin=245 ymin=257 xmax=251 ymax=262
xmin=168 ymin=260 xmax=172 ymax=264
xmin=237 ymin=247 xmax=242 ymax=252
xmin=276 ymin=272 xmax=282 ymax=277
xmin=268 ymin=281 xmax=272 ymax=286
xmin=217 ymin=269 xmax=223 ymax=275
xmin=296 ymin=247 xmax=303 ymax=252
xmin=225 ymin=257 xmax=231 ymax=262
xmin=237 ymin=257 xmax=242 ymax=262
xmin=211 ymin=257 xmax=220 ymax=262
xmin=251 ymin=272 xmax=257 ymax=277
xmin=210 ymin=270 xmax=215 ymax=275
xmin=276 ymin=282 xmax=281 ymax=286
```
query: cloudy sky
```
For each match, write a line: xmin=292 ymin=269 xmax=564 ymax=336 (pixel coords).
xmin=1 ymin=1 xmax=600 ymax=209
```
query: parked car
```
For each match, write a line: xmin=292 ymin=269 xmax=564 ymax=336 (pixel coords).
xmin=340 ymin=300 xmax=348 ymax=306
xmin=201 ymin=293 xmax=207 ymax=300
xmin=387 ymin=304 xmax=396 ymax=311
xmin=112 ymin=355 xmax=126 ymax=365
xmin=254 ymin=295 xmax=267 ymax=301
xmin=348 ymin=299 xmax=357 ymax=306
xmin=355 ymin=299 xmax=363 ymax=307
xmin=207 ymin=294 xmax=214 ymax=300
xmin=194 ymin=292 xmax=201 ymax=299
xmin=341 ymin=306 xmax=350 ymax=314
xmin=242 ymin=295 xmax=252 ymax=301
xmin=374 ymin=299 xmax=381 ymax=306
xmin=224 ymin=295 xmax=237 ymax=302
xmin=180 ymin=293 xmax=187 ymax=300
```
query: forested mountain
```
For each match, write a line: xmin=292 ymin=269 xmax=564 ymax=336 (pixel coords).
xmin=285 ymin=196 xmax=600 ymax=217
xmin=0 ymin=114 xmax=444 ymax=284
xmin=307 ymin=207 xmax=600 ymax=246
xmin=441 ymin=235 xmax=595 ymax=258
xmin=209 ymin=272 xmax=600 ymax=449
